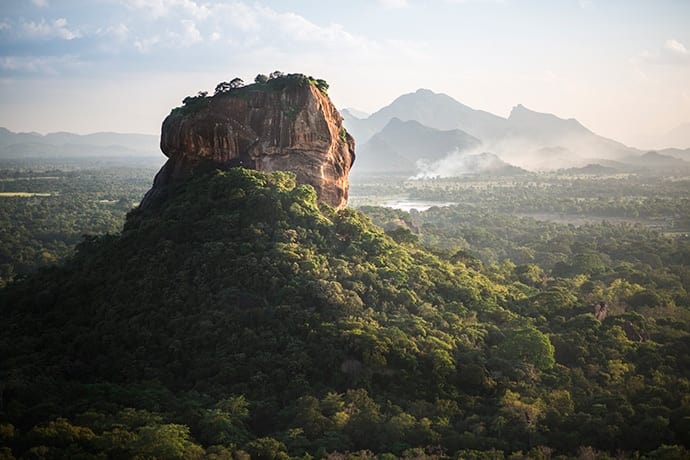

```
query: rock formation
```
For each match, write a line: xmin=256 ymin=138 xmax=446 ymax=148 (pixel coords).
xmin=593 ymin=301 xmax=608 ymax=321
xmin=141 ymin=75 xmax=355 ymax=209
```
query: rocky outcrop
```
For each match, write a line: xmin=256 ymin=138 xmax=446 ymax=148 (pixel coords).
xmin=141 ymin=76 xmax=355 ymax=209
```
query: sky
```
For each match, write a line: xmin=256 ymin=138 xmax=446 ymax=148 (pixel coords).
xmin=0 ymin=0 xmax=689 ymax=149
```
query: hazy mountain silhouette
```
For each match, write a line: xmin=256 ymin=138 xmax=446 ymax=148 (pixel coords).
xmin=341 ymin=107 xmax=370 ymax=119
xmin=344 ymin=89 xmax=507 ymax=144
xmin=656 ymin=147 xmax=690 ymax=162
xmin=490 ymin=104 xmax=636 ymax=169
xmin=559 ymin=163 xmax=619 ymax=175
xmin=354 ymin=118 xmax=481 ymax=175
xmin=505 ymin=104 xmax=591 ymax=141
xmin=620 ymin=151 xmax=690 ymax=173
xmin=0 ymin=127 xmax=159 ymax=157
xmin=343 ymin=90 xmax=686 ymax=174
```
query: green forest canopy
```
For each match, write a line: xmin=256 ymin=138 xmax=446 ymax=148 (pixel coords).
xmin=1 ymin=168 xmax=689 ymax=459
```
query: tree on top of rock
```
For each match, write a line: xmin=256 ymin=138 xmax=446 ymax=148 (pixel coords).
xmin=215 ymin=78 xmax=244 ymax=95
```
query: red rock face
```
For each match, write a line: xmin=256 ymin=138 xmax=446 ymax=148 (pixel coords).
xmin=142 ymin=81 xmax=355 ymax=209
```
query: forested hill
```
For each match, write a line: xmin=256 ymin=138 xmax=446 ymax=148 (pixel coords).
xmin=1 ymin=168 xmax=689 ymax=459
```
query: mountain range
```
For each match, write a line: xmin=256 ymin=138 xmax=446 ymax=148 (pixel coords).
xmin=2 ymin=89 xmax=689 ymax=175
xmin=343 ymin=89 xmax=690 ymax=175
xmin=0 ymin=127 xmax=160 ymax=157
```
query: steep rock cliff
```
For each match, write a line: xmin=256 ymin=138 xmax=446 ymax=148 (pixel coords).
xmin=142 ymin=76 xmax=355 ymax=209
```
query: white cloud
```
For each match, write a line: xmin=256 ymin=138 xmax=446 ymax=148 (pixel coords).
xmin=249 ymin=5 xmax=373 ymax=51
xmin=635 ymin=39 xmax=690 ymax=66
xmin=5 ymin=0 xmax=425 ymax=87
xmin=122 ymin=1 xmax=375 ymax=52
xmin=182 ymin=0 xmax=210 ymax=19
xmin=578 ymin=0 xmax=593 ymax=10
xmin=180 ymin=19 xmax=202 ymax=44
xmin=123 ymin=0 xmax=170 ymax=18
xmin=378 ymin=0 xmax=408 ymax=8
xmin=205 ymin=3 xmax=260 ymax=32
xmin=132 ymin=19 xmax=202 ymax=51
xmin=134 ymin=35 xmax=161 ymax=53
xmin=121 ymin=0 xmax=371 ymax=47
xmin=272 ymin=13 xmax=347 ymax=44
xmin=123 ymin=0 xmax=210 ymax=20
xmin=665 ymin=38 xmax=688 ymax=55
xmin=22 ymin=18 xmax=81 ymax=40
xmin=106 ymin=23 xmax=130 ymax=41
xmin=445 ymin=0 xmax=506 ymax=4
xmin=31 ymin=0 xmax=49 ymax=8
xmin=0 ymin=20 xmax=10 ymax=31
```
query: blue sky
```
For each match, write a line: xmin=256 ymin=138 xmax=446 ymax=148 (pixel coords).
xmin=0 ymin=0 xmax=689 ymax=148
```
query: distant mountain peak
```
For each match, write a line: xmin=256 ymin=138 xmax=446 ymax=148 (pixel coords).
xmin=406 ymin=88 xmax=464 ymax=105
xmin=509 ymin=104 xmax=558 ymax=119
xmin=341 ymin=107 xmax=369 ymax=120
xmin=508 ymin=104 xmax=589 ymax=133
xmin=354 ymin=116 xmax=481 ymax=175
xmin=347 ymin=88 xmax=506 ymax=143
xmin=383 ymin=88 xmax=467 ymax=109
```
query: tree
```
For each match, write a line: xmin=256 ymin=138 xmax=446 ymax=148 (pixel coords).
xmin=500 ymin=390 xmax=545 ymax=448
xmin=215 ymin=81 xmax=232 ymax=95
xmin=215 ymin=78 xmax=244 ymax=95
xmin=28 ymin=418 xmax=96 ymax=447
xmin=245 ymin=437 xmax=288 ymax=460
xmin=182 ymin=91 xmax=209 ymax=107
xmin=197 ymin=408 xmax=249 ymax=445
xmin=499 ymin=327 xmax=555 ymax=371
xmin=570 ymin=253 xmax=607 ymax=276
xmin=628 ymin=290 xmax=663 ymax=309
xmin=135 ymin=424 xmax=204 ymax=460
xmin=255 ymin=74 xmax=269 ymax=84
xmin=269 ymin=70 xmax=284 ymax=79
xmin=314 ymin=78 xmax=329 ymax=94
xmin=515 ymin=264 xmax=546 ymax=287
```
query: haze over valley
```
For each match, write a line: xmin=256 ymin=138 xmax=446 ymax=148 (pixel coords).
xmin=343 ymin=89 xmax=690 ymax=177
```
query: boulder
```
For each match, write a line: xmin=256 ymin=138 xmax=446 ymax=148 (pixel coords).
xmin=141 ymin=75 xmax=355 ymax=209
